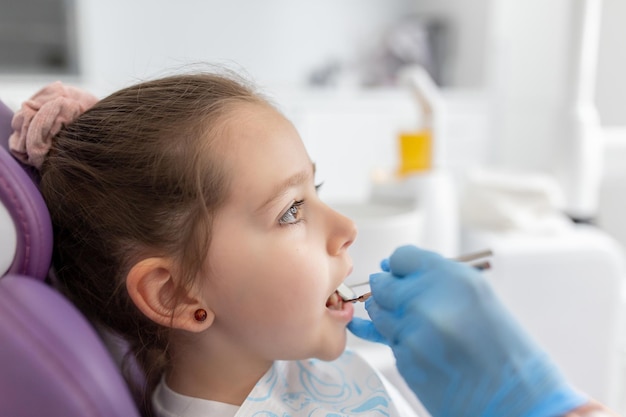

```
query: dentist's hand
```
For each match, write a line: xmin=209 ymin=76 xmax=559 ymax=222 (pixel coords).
xmin=348 ymin=245 xmax=587 ymax=417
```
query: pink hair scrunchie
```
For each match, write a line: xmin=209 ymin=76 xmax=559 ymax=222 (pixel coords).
xmin=9 ymin=81 xmax=99 ymax=169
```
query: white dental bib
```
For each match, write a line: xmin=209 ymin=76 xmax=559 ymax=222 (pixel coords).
xmin=153 ymin=350 xmax=420 ymax=417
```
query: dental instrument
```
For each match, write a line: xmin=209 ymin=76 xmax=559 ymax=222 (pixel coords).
xmin=338 ymin=249 xmax=493 ymax=303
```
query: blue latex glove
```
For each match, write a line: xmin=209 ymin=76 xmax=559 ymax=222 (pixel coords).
xmin=348 ymin=245 xmax=587 ymax=417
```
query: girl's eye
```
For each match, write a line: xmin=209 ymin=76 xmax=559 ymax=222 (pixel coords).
xmin=279 ymin=200 xmax=304 ymax=225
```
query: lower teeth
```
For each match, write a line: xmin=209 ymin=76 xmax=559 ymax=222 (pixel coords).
xmin=326 ymin=292 xmax=342 ymax=310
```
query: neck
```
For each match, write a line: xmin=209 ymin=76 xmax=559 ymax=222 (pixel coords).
xmin=166 ymin=332 xmax=273 ymax=406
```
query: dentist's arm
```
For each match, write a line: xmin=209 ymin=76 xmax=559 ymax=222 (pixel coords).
xmin=349 ymin=245 xmax=617 ymax=417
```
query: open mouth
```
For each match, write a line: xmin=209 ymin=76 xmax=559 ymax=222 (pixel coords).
xmin=325 ymin=291 xmax=344 ymax=311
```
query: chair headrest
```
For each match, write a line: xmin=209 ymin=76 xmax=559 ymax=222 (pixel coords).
xmin=0 ymin=100 xmax=53 ymax=280
xmin=0 ymin=275 xmax=141 ymax=417
xmin=0 ymin=99 xmax=144 ymax=417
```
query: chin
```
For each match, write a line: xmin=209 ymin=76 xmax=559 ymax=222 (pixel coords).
xmin=316 ymin=332 xmax=348 ymax=361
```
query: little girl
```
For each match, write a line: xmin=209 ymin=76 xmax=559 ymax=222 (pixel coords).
xmin=9 ymin=72 xmax=420 ymax=416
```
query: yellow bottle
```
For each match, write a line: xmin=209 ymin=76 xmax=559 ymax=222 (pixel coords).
xmin=397 ymin=129 xmax=432 ymax=176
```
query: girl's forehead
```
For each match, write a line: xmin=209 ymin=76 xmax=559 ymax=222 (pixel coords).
xmin=216 ymin=102 xmax=300 ymax=154
xmin=214 ymin=102 xmax=311 ymax=197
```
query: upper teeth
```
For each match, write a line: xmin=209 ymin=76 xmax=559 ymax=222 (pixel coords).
xmin=336 ymin=283 xmax=356 ymax=301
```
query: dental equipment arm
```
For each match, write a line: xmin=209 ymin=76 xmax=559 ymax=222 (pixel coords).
xmin=348 ymin=245 xmax=590 ymax=417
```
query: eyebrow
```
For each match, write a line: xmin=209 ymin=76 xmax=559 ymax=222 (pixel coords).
xmin=258 ymin=162 xmax=316 ymax=211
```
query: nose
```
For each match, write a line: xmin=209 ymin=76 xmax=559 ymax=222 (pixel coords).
xmin=326 ymin=205 xmax=357 ymax=255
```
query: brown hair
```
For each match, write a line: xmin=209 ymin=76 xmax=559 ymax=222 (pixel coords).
xmin=39 ymin=72 xmax=267 ymax=412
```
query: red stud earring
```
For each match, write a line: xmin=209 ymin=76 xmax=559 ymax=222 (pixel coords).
xmin=194 ymin=308 xmax=207 ymax=322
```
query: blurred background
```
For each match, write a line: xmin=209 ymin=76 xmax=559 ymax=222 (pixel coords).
xmin=1 ymin=0 xmax=626 ymax=412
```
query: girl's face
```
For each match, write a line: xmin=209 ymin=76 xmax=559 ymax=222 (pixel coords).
xmin=199 ymin=103 xmax=357 ymax=363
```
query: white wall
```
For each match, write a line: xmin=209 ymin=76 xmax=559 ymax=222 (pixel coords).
xmin=76 ymin=0 xmax=414 ymax=94
xmin=4 ymin=1 xmax=624 ymax=121
xmin=76 ymin=0 xmax=496 ymax=92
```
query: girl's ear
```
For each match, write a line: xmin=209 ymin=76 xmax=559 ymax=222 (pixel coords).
xmin=126 ymin=257 xmax=214 ymax=332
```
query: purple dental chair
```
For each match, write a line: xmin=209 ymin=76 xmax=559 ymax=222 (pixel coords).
xmin=0 ymin=99 xmax=141 ymax=417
